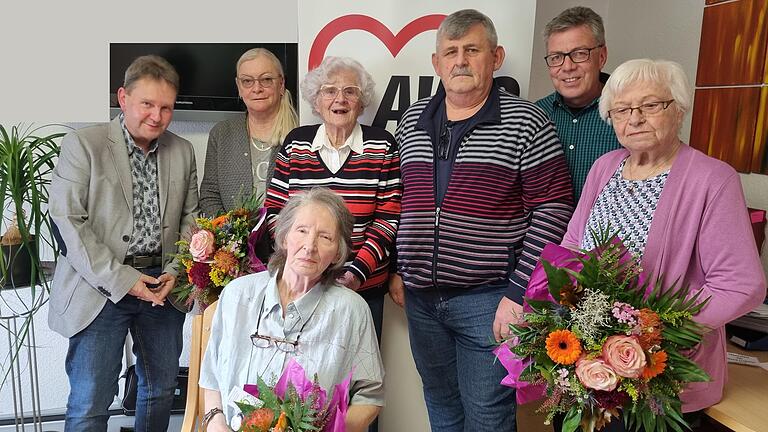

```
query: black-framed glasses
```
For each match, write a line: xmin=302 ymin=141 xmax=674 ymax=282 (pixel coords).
xmin=438 ymin=121 xmax=454 ymax=160
xmin=544 ymin=45 xmax=603 ymax=67
xmin=607 ymin=100 xmax=675 ymax=122
xmin=249 ymin=294 xmax=307 ymax=353
xmin=236 ymin=75 xmax=282 ymax=89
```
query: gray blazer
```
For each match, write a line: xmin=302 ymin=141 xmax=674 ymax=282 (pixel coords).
xmin=48 ymin=117 xmax=199 ymax=338
xmin=199 ymin=115 xmax=279 ymax=217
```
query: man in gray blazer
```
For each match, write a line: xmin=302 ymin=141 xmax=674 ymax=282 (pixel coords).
xmin=49 ymin=55 xmax=199 ymax=432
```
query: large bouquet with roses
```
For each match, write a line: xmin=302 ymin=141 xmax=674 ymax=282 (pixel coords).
xmin=172 ymin=196 xmax=269 ymax=310
xmin=230 ymin=359 xmax=351 ymax=432
xmin=496 ymin=231 xmax=710 ymax=432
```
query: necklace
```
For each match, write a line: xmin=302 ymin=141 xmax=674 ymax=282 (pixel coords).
xmin=251 ymin=136 xmax=271 ymax=152
xmin=247 ymin=113 xmax=275 ymax=152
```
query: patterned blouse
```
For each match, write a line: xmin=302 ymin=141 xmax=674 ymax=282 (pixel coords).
xmin=581 ymin=159 xmax=669 ymax=258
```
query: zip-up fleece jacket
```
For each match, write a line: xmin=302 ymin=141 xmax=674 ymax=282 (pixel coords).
xmin=394 ymin=85 xmax=574 ymax=300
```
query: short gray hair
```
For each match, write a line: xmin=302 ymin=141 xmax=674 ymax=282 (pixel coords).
xmin=599 ymin=59 xmax=692 ymax=123
xmin=268 ymin=187 xmax=354 ymax=286
xmin=543 ymin=6 xmax=605 ymax=46
xmin=301 ymin=56 xmax=376 ymax=116
xmin=123 ymin=55 xmax=179 ymax=93
xmin=436 ymin=9 xmax=498 ymax=50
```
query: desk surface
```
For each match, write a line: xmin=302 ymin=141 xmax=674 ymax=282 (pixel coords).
xmin=705 ymin=345 xmax=768 ymax=432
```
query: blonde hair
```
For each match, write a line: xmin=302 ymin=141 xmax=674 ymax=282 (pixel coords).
xmin=237 ymin=48 xmax=298 ymax=147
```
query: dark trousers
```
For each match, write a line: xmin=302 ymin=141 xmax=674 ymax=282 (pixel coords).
xmin=363 ymin=292 xmax=385 ymax=432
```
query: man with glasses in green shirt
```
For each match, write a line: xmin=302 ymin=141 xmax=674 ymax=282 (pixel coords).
xmin=536 ymin=6 xmax=621 ymax=201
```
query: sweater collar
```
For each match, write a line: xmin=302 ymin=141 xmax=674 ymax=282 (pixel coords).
xmin=416 ymin=80 xmax=502 ymax=143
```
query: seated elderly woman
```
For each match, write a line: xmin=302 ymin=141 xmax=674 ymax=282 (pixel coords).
xmin=199 ymin=188 xmax=384 ymax=432
xmin=557 ymin=58 xmax=766 ymax=431
xmin=265 ymin=56 xmax=401 ymax=345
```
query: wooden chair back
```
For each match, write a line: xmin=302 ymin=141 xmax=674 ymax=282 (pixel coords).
xmin=179 ymin=300 xmax=219 ymax=432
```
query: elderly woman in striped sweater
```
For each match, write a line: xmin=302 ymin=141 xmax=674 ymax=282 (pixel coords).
xmin=265 ymin=57 xmax=402 ymax=351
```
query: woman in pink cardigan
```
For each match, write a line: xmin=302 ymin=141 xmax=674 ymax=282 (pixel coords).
xmin=559 ymin=59 xmax=766 ymax=431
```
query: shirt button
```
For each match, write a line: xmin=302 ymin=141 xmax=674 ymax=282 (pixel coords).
xmin=122 ymin=235 xmax=130 ymax=242
xmin=288 ymin=313 xmax=294 ymax=319
xmin=572 ymin=118 xmax=578 ymax=123
xmin=244 ymin=152 xmax=248 ymax=156
xmin=569 ymin=145 xmax=575 ymax=150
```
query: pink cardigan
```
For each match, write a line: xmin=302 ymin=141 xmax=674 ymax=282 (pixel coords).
xmin=562 ymin=144 xmax=766 ymax=412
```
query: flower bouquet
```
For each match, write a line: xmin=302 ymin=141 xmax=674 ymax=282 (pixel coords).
xmin=496 ymin=233 xmax=710 ymax=432
xmin=172 ymin=197 xmax=269 ymax=311
xmin=229 ymin=359 xmax=351 ymax=432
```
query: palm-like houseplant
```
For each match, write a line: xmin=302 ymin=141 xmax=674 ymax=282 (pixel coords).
xmin=0 ymin=124 xmax=66 ymax=393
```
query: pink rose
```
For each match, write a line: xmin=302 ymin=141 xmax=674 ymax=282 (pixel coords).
xmin=189 ymin=230 xmax=215 ymax=262
xmin=602 ymin=335 xmax=647 ymax=378
xmin=575 ymin=357 xmax=618 ymax=391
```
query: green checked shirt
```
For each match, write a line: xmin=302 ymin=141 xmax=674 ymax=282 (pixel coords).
xmin=536 ymin=92 xmax=621 ymax=201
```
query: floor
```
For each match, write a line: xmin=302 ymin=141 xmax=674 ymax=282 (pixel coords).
xmin=0 ymin=414 xmax=184 ymax=432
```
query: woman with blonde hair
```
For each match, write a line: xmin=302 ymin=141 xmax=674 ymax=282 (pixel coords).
xmin=200 ymin=47 xmax=298 ymax=216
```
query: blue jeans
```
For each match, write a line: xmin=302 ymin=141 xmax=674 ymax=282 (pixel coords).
xmin=64 ymin=270 xmax=185 ymax=432
xmin=405 ymin=283 xmax=516 ymax=432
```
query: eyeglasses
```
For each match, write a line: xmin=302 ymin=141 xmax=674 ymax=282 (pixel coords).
xmin=544 ymin=45 xmax=603 ymax=67
xmin=438 ymin=121 xmax=454 ymax=160
xmin=249 ymin=294 xmax=307 ymax=353
xmin=607 ymin=100 xmax=675 ymax=122
xmin=319 ymin=85 xmax=362 ymax=101
xmin=237 ymin=75 xmax=281 ymax=89
xmin=250 ymin=333 xmax=300 ymax=353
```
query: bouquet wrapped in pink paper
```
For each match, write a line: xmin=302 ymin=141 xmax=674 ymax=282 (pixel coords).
xmin=496 ymin=232 xmax=710 ymax=432
xmin=231 ymin=359 xmax=351 ymax=432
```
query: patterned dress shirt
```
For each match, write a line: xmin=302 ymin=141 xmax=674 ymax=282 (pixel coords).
xmin=119 ymin=113 xmax=162 ymax=256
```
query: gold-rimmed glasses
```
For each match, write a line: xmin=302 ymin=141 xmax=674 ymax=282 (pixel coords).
xmin=249 ymin=293 xmax=306 ymax=353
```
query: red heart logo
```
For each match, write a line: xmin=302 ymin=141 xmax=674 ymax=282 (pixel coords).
xmin=308 ymin=14 xmax=446 ymax=70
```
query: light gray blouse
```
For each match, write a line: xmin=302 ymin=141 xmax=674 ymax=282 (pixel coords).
xmin=199 ymin=271 xmax=384 ymax=422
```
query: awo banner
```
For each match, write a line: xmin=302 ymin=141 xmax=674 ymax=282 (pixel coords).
xmin=298 ymin=0 xmax=536 ymax=133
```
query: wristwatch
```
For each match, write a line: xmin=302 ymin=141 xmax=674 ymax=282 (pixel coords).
xmin=202 ymin=407 xmax=224 ymax=430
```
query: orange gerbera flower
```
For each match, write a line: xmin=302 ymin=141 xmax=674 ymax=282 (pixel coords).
xmin=642 ymin=350 xmax=668 ymax=379
xmin=273 ymin=411 xmax=288 ymax=432
xmin=546 ymin=329 xmax=582 ymax=365
xmin=637 ymin=309 xmax=663 ymax=349
xmin=211 ymin=214 xmax=229 ymax=228
xmin=214 ymin=249 xmax=238 ymax=274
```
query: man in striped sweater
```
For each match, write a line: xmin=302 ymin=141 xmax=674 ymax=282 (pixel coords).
xmin=390 ymin=9 xmax=574 ymax=431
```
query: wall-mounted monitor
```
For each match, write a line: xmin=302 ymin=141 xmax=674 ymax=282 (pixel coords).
xmin=109 ymin=42 xmax=298 ymax=121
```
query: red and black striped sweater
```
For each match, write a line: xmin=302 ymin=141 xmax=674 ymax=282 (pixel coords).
xmin=266 ymin=124 xmax=402 ymax=297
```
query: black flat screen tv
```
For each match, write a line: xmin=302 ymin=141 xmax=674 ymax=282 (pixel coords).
xmin=109 ymin=43 xmax=298 ymax=115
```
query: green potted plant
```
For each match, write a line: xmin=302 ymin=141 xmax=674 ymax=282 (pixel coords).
xmin=0 ymin=124 xmax=65 ymax=290
xmin=0 ymin=124 xmax=66 ymax=392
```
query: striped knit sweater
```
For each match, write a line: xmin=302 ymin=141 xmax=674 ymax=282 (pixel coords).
xmin=265 ymin=124 xmax=402 ymax=296
xmin=395 ymin=86 xmax=574 ymax=301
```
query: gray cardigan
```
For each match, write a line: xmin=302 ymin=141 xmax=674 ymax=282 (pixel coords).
xmin=199 ymin=114 xmax=280 ymax=216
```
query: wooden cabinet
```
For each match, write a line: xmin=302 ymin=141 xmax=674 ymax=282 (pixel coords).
xmin=690 ymin=0 xmax=768 ymax=174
